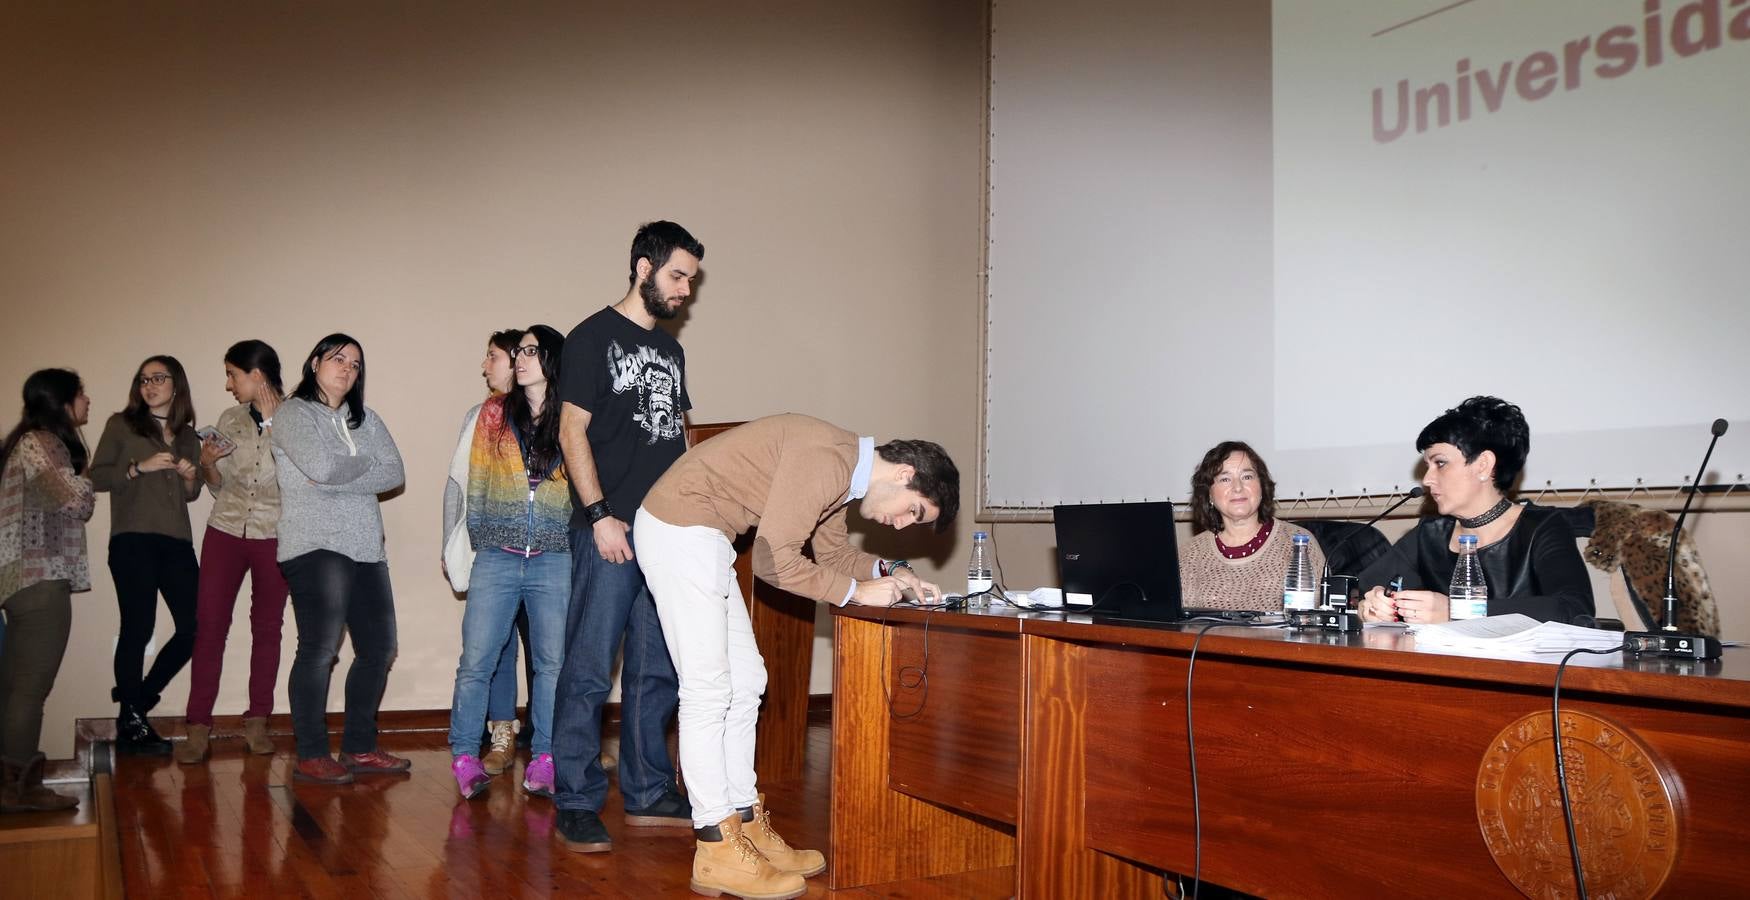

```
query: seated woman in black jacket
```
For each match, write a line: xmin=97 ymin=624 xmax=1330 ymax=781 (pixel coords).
xmin=1358 ymin=396 xmax=1591 ymax=625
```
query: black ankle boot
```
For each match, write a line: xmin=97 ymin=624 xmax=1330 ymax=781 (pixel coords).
xmin=116 ymin=704 xmax=171 ymax=756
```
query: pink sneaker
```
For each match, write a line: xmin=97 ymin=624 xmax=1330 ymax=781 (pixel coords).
xmin=452 ymin=754 xmax=490 ymax=799
xmin=522 ymin=753 xmax=555 ymax=798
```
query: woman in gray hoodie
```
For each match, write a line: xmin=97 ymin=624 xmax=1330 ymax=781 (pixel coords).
xmin=272 ymin=334 xmax=406 ymax=785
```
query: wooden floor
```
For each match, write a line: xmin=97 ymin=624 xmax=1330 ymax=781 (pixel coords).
xmin=111 ymin=716 xmax=1014 ymax=899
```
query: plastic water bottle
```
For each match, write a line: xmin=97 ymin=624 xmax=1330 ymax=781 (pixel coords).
xmin=966 ymin=531 xmax=994 ymax=606
xmin=1282 ymin=533 xmax=1316 ymax=611
xmin=1448 ymin=534 xmax=1489 ymax=620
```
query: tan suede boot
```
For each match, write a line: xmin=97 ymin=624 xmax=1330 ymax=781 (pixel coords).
xmin=175 ymin=724 xmax=211 ymax=764
xmin=242 ymin=717 xmax=275 ymax=755
xmin=690 ymin=813 xmax=805 ymax=900
xmin=481 ymin=720 xmax=519 ymax=775
xmin=745 ymin=794 xmax=825 ymax=877
xmin=1 ymin=754 xmax=78 ymax=813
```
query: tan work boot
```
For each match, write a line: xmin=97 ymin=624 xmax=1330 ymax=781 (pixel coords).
xmin=1 ymin=753 xmax=78 ymax=813
xmin=690 ymin=813 xmax=805 ymax=900
xmin=481 ymin=720 xmax=519 ymax=775
xmin=242 ymin=717 xmax=275 ymax=755
xmin=745 ymin=794 xmax=825 ymax=877
xmin=175 ymin=724 xmax=211 ymax=764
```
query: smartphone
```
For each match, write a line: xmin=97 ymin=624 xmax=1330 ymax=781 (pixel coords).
xmin=196 ymin=426 xmax=236 ymax=454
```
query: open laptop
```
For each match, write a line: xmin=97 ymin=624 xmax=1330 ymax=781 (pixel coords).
xmin=1054 ymin=501 xmax=1186 ymax=622
xmin=1054 ymin=501 xmax=1258 ymax=623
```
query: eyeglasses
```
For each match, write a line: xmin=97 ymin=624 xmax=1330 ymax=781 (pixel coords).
xmin=138 ymin=373 xmax=172 ymax=386
xmin=513 ymin=346 xmax=542 ymax=358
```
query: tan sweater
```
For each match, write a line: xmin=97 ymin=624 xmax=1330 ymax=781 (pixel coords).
xmin=1178 ymin=520 xmax=1326 ymax=611
xmin=641 ymin=414 xmax=880 ymax=605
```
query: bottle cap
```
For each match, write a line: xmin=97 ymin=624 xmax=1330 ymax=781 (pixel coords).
xmin=1292 ymin=533 xmax=1309 ymax=544
xmin=1458 ymin=534 xmax=1478 ymax=545
xmin=974 ymin=531 xmax=989 ymax=539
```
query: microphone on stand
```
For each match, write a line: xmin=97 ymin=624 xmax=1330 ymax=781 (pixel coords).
xmin=1288 ymin=486 xmax=1425 ymax=632
xmin=1625 ymin=419 xmax=1726 ymax=661
xmin=1320 ymin=486 xmax=1425 ymax=610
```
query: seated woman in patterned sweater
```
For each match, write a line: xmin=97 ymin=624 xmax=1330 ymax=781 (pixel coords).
xmin=1177 ymin=441 xmax=1325 ymax=611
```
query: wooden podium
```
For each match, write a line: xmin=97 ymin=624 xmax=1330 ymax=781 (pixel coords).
xmin=829 ymin=605 xmax=1750 ymax=898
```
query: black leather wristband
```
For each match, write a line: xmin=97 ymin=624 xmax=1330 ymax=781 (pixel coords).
xmin=583 ymin=500 xmax=615 ymax=526
xmin=883 ymin=559 xmax=912 ymax=577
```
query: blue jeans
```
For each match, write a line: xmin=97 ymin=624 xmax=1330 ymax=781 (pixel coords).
xmin=281 ymin=551 xmax=397 ymax=761
xmin=486 ymin=605 xmax=532 ymax=723
xmin=552 ymin=524 xmax=681 ymax=812
xmin=448 ymin=549 xmax=569 ymax=757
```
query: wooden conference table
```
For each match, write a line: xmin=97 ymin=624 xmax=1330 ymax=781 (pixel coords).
xmin=827 ymin=604 xmax=1750 ymax=898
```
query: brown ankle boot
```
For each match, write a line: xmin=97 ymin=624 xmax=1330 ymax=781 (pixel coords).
xmin=175 ymin=724 xmax=211 ymax=764
xmin=745 ymin=794 xmax=825 ymax=877
xmin=690 ymin=813 xmax=805 ymax=900
xmin=481 ymin=720 xmax=518 ymax=775
xmin=1 ymin=754 xmax=78 ymax=813
xmin=242 ymin=717 xmax=275 ymax=755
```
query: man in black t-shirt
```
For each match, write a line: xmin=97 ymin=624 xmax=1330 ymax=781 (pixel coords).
xmin=550 ymin=221 xmax=702 ymax=852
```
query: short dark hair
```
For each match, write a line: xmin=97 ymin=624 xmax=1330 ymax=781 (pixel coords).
xmin=628 ymin=221 xmax=704 ymax=286
xmin=2 ymin=368 xmax=87 ymax=475
xmin=875 ymin=439 xmax=959 ymax=533
xmin=1188 ymin=441 xmax=1276 ymax=535
xmin=487 ymin=329 xmax=523 ymax=359
xmin=224 ymin=340 xmax=283 ymax=396
xmin=292 ymin=333 xmax=367 ymax=429
xmin=123 ymin=355 xmax=196 ymax=439
xmin=1416 ymin=395 xmax=1530 ymax=492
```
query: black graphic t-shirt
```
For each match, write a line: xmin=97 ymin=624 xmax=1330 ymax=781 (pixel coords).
xmin=558 ymin=306 xmax=691 ymax=529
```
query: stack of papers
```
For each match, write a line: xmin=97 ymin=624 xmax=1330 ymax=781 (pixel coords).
xmin=1410 ymin=614 xmax=1626 ymax=657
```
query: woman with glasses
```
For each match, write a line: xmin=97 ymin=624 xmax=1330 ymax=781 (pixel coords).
xmin=176 ymin=340 xmax=289 ymax=763
xmin=89 ymin=356 xmax=206 ymax=754
xmin=442 ymin=329 xmax=536 ymax=776
xmin=0 ymin=369 xmax=93 ymax=812
xmin=447 ymin=325 xmax=571 ymax=799
xmin=272 ymin=334 xmax=407 ymax=784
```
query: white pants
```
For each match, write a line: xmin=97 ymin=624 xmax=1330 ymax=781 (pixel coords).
xmin=635 ymin=508 xmax=769 ymax=828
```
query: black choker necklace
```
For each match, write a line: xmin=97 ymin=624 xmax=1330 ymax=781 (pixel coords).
xmin=1458 ymin=497 xmax=1513 ymax=529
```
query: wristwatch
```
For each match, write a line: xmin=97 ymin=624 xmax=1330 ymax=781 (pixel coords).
xmin=881 ymin=559 xmax=912 ymax=577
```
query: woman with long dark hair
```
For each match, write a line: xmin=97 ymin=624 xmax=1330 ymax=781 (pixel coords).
xmin=442 ymin=329 xmax=536 ymax=776
xmin=272 ymin=334 xmax=407 ymax=784
xmin=177 ymin=340 xmax=291 ymax=763
xmin=89 ymin=355 xmax=204 ymax=755
xmin=447 ymin=324 xmax=572 ymax=799
xmin=0 ymin=370 xmax=93 ymax=812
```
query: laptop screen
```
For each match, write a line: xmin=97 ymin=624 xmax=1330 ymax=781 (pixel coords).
xmin=1053 ymin=501 xmax=1183 ymax=622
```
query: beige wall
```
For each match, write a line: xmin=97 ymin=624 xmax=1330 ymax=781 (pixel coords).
xmin=1 ymin=1 xmax=989 ymax=759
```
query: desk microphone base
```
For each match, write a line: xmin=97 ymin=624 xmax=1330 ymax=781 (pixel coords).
xmin=1624 ymin=629 xmax=1722 ymax=661
xmin=1286 ymin=609 xmax=1362 ymax=633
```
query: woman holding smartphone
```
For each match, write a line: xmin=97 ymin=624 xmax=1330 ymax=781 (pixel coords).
xmin=89 ymin=355 xmax=204 ymax=755
xmin=176 ymin=340 xmax=289 ymax=763
xmin=273 ymin=334 xmax=407 ymax=784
